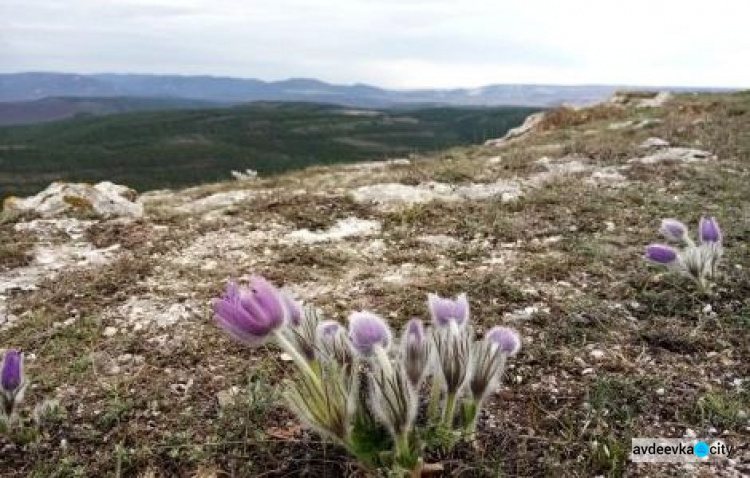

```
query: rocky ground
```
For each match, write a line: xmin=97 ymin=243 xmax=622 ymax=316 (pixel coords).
xmin=1 ymin=91 xmax=748 ymax=477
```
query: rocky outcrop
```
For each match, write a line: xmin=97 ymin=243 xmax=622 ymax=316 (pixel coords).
xmin=484 ymin=111 xmax=545 ymax=147
xmin=3 ymin=181 xmax=143 ymax=219
xmin=608 ymin=91 xmax=673 ymax=108
xmin=628 ymin=147 xmax=715 ymax=165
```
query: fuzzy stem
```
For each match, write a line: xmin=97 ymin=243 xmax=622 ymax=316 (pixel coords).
xmin=274 ymin=330 xmax=322 ymax=389
xmin=427 ymin=376 xmax=442 ymax=421
xmin=373 ymin=345 xmax=394 ymax=378
xmin=442 ymin=392 xmax=457 ymax=427
xmin=462 ymin=399 xmax=480 ymax=435
xmin=394 ymin=430 xmax=411 ymax=462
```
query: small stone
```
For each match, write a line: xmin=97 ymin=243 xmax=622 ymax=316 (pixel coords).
xmin=656 ymin=388 xmax=665 ymax=396
xmin=280 ymin=353 xmax=293 ymax=362
xmin=684 ymin=428 xmax=697 ymax=438
xmin=117 ymin=354 xmax=133 ymax=363
xmin=107 ymin=365 xmax=121 ymax=375
xmin=582 ymin=368 xmax=595 ymax=376
xmin=589 ymin=349 xmax=605 ymax=360
xmin=103 ymin=326 xmax=118 ymax=337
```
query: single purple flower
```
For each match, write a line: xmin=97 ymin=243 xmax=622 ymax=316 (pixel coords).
xmin=645 ymin=244 xmax=678 ymax=264
xmin=281 ymin=290 xmax=303 ymax=327
xmin=1 ymin=349 xmax=22 ymax=394
xmin=660 ymin=219 xmax=688 ymax=242
xmin=699 ymin=216 xmax=722 ymax=244
xmin=401 ymin=319 xmax=431 ymax=387
xmin=405 ymin=319 xmax=426 ymax=346
xmin=213 ymin=276 xmax=287 ymax=347
xmin=486 ymin=327 xmax=521 ymax=357
xmin=348 ymin=311 xmax=391 ymax=356
xmin=428 ymin=293 xmax=470 ymax=328
xmin=317 ymin=320 xmax=342 ymax=342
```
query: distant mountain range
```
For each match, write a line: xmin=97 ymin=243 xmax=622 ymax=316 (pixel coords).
xmin=0 ymin=72 xmax=737 ymax=125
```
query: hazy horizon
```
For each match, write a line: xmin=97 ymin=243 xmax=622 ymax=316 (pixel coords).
xmin=2 ymin=1 xmax=748 ymax=89
xmin=0 ymin=70 xmax=741 ymax=92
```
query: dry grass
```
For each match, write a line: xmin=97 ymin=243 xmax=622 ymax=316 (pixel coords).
xmin=1 ymin=92 xmax=749 ymax=476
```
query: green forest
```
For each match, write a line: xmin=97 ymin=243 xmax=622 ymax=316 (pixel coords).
xmin=0 ymin=102 xmax=539 ymax=198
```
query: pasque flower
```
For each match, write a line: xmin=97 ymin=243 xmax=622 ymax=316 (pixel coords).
xmin=463 ymin=326 xmax=521 ymax=434
xmin=1 ymin=349 xmax=25 ymax=417
xmin=348 ymin=312 xmax=392 ymax=357
xmin=433 ymin=326 xmax=472 ymax=425
xmin=486 ymin=326 xmax=522 ymax=357
xmin=645 ymin=244 xmax=679 ymax=264
xmin=400 ymin=319 xmax=431 ymax=388
xmin=660 ymin=219 xmax=689 ymax=243
xmin=699 ymin=216 xmax=722 ymax=244
xmin=646 ymin=216 xmax=723 ymax=291
xmin=213 ymin=277 xmax=288 ymax=346
xmin=281 ymin=290 xmax=304 ymax=327
xmin=318 ymin=320 xmax=354 ymax=368
xmin=428 ymin=293 xmax=470 ymax=329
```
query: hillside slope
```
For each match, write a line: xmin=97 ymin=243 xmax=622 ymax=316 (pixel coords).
xmin=0 ymin=103 xmax=538 ymax=198
xmin=0 ymin=91 xmax=748 ymax=476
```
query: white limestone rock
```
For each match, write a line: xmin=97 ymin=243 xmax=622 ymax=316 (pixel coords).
xmin=3 ymin=181 xmax=143 ymax=219
xmin=285 ymin=218 xmax=381 ymax=244
xmin=639 ymin=137 xmax=671 ymax=149
xmin=628 ymin=147 xmax=716 ymax=165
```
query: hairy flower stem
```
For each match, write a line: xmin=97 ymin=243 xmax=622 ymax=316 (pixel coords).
xmin=274 ymin=330 xmax=322 ymax=389
xmin=373 ymin=345 xmax=394 ymax=378
xmin=461 ymin=400 xmax=480 ymax=435
xmin=427 ymin=378 xmax=442 ymax=420
xmin=442 ymin=393 xmax=457 ymax=427
xmin=395 ymin=430 xmax=410 ymax=461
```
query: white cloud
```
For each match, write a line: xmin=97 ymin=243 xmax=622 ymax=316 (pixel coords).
xmin=1 ymin=0 xmax=748 ymax=88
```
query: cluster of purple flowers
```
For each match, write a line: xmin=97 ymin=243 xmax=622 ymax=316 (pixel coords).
xmin=213 ymin=276 xmax=521 ymax=470
xmin=645 ymin=216 xmax=723 ymax=290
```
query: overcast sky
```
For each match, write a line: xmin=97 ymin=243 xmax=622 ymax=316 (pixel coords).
xmin=1 ymin=0 xmax=748 ymax=88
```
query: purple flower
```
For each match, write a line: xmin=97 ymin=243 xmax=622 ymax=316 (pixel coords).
xmin=317 ymin=320 xmax=342 ymax=342
xmin=281 ymin=290 xmax=303 ymax=327
xmin=428 ymin=293 xmax=470 ymax=328
xmin=401 ymin=319 xmax=431 ymax=387
xmin=1 ymin=349 xmax=25 ymax=417
xmin=486 ymin=327 xmax=521 ymax=357
xmin=699 ymin=216 xmax=722 ymax=244
xmin=1 ymin=349 xmax=22 ymax=394
xmin=645 ymin=244 xmax=678 ymax=264
xmin=660 ymin=219 xmax=688 ymax=242
xmin=213 ymin=276 xmax=287 ymax=346
xmin=405 ymin=319 xmax=425 ymax=346
xmin=348 ymin=311 xmax=391 ymax=356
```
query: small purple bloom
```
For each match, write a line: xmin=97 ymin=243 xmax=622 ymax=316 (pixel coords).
xmin=660 ymin=219 xmax=688 ymax=241
xmin=405 ymin=318 xmax=425 ymax=346
xmin=1 ymin=349 xmax=22 ymax=393
xmin=281 ymin=290 xmax=303 ymax=327
xmin=317 ymin=320 xmax=342 ymax=342
xmin=402 ymin=319 xmax=430 ymax=387
xmin=348 ymin=311 xmax=391 ymax=356
xmin=645 ymin=244 xmax=678 ymax=264
xmin=213 ymin=276 xmax=287 ymax=346
xmin=486 ymin=327 xmax=521 ymax=357
xmin=699 ymin=216 xmax=722 ymax=244
xmin=428 ymin=293 xmax=470 ymax=328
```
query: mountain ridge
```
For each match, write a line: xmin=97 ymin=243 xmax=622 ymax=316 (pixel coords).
xmin=2 ymin=72 xmax=735 ymax=108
